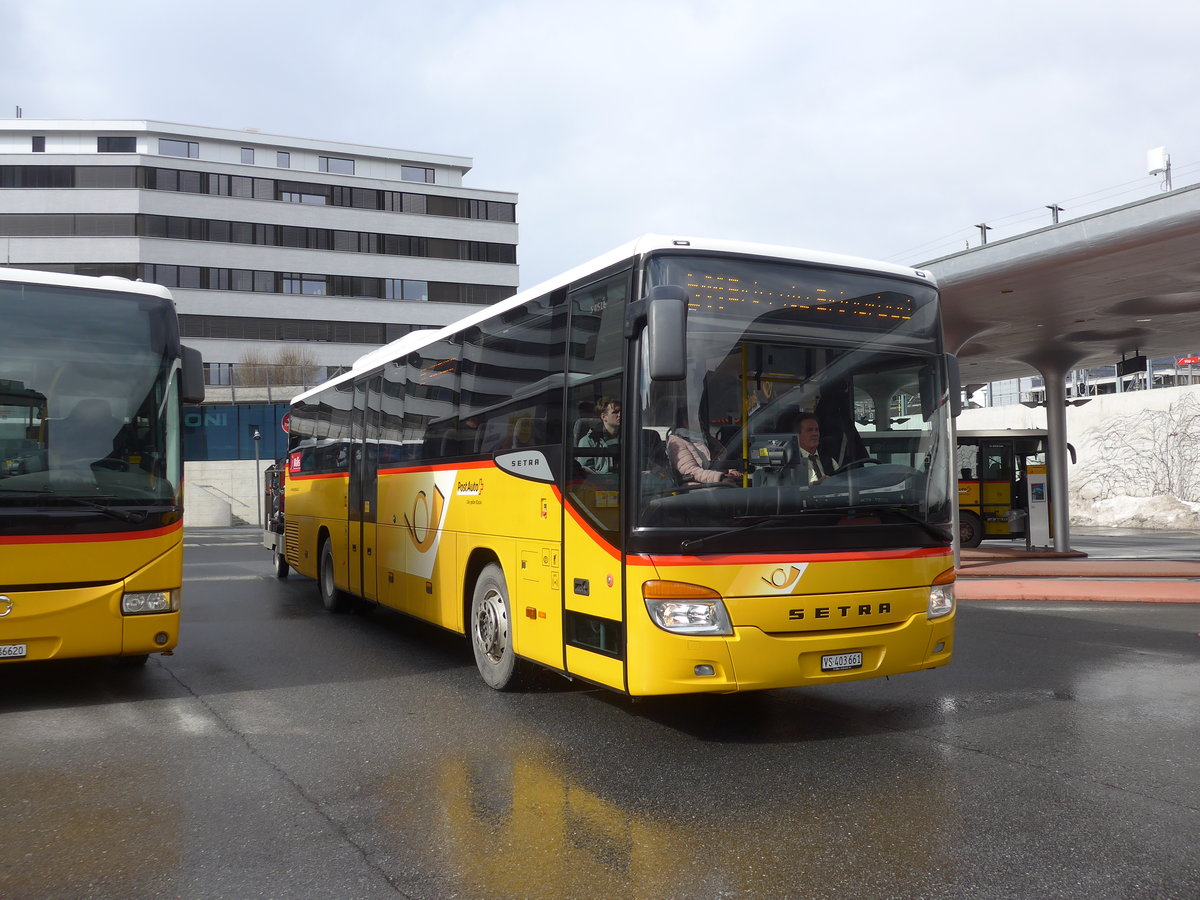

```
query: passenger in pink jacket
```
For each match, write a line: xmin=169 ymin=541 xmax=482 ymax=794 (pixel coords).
xmin=666 ymin=427 xmax=741 ymax=485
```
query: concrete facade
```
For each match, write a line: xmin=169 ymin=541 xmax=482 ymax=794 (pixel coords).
xmin=185 ymin=459 xmax=275 ymax=528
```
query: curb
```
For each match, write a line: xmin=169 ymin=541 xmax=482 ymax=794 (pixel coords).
xmin=956 ymin=579 xmax=1200 ymax=603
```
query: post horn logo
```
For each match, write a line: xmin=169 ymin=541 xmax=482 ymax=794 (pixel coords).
xmin=761 ymin=566 xmax=805 ymax=592
xmin=0 ymin=596 xmax=12 ymax=618
xmin=404 ymin=487 xmax=445 ymax=552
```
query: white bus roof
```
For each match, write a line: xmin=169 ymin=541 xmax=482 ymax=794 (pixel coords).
xmin=436 ymin=234 xmax=935 ymax=341
xmin=0 ymin=266 xmax=174 ymax=302
xmin=291 ymin=234 xmax=936 ymax=406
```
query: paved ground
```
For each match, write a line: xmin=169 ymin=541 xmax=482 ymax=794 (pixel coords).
xmin=957 ymin=526 xmax=1200 ymax=602
xmin=5 ymin=534 xmax=1197 ymax=899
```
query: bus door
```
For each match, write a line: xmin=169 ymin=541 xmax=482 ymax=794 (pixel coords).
xmin=562 ymin=272 xmax=630 ymax=692
xmin=348 ymin=375 xmax=382 ymax=600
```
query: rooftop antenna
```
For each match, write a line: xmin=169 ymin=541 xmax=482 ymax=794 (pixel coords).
xmin=15 ymin=106 xmax=22 ymax=118
xmin=975 ymin=223 xmax=992 ymax=245
xmin=1148 ymin=146 xmax=1172 ymax=191
xmin=1046 ymin=203 xmax=1064 ymax=224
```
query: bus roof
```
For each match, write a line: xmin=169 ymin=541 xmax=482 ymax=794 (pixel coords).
xmin=436 ymin=234 xmax=935 ymax=341
xmin=291 ymin=234 xmax=937 ymax=406
xmin=0 ymin=265 xmax=174 ymax=302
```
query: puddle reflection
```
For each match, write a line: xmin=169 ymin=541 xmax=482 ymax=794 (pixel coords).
xmin=381 ymin=734 xmax=960 ymax=898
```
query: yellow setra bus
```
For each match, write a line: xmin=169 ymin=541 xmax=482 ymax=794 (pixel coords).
xmin=283 ymin=236 xmax=960 ymax=695
xmin=0 ymin=267 xmax=203 ymax=665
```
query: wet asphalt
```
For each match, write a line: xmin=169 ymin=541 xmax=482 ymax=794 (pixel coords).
xmin=0 ymin=528 xmax=1197 ymax=899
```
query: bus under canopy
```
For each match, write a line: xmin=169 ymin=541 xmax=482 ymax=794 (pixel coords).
xmin=281 ymin=236 xmax=960 ymax=696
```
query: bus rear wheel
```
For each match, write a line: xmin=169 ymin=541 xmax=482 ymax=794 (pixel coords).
xmin=318 ymin=539 xmax=350 ymax=613
xmin=470 ymin=563 xmax=525 ymax=690
xmin=959 ymin=510 xmax=984 ymax=548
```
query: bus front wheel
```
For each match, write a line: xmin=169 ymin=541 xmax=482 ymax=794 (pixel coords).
xmin=318 ymin=539 xmax=351 ymax=613
xmin=470 ymin=563 xmax=525 ymax=690
xmin=272 ymin=544 xmax=289 ymax=579
xmin=959 ymin=510 xmax=984 ymax=548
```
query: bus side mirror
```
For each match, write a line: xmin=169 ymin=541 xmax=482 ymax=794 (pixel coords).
xmin=946 ymin=353 xmax=962 ymax=417
xmin=646 ymin=286 xmax=688 ymax=381
xmin=181 ymin=345 xmax=205 ymax=403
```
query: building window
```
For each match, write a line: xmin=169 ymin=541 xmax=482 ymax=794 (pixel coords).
xmin=319 ymin=156 xmax=354 ymax=175
xmin=281 ymin=190 xmax=328 ymax=205
xmin=276 ymin=151 xmax=291 ymax=168
xmin=401 ymin=165 xmax=434 ymax=183
xmin=385 ymin=279 xmax=429 ymax=301
xmin=97 ymin=136 xmax=136 ymax=153
xmin=203 ymin=362 xmax=233 ymax=386
xmin=282 ymin=273 xmax=328 ymax=295
xmin=159 ymin=139 xmax=199 ymax=159
xmin=179 ymin=314 xmax=386 ymax=344
xmin=31 ymin=136 xmax=45 ymax=152
xmin=241 ymin=147 xmax=255 ymax=165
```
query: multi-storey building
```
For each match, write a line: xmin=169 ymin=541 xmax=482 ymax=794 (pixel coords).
xmin=0 ymin=119 xmax=518 ymax=520
xmin=0 ymin=119 xmax=518 ymax=375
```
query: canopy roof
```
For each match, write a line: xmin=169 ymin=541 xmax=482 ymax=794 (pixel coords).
xmin=923 ymin=182 xmax=1200 ymax=384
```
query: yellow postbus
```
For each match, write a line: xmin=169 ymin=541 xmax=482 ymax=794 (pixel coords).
xmin=860 ymin=429 xmax=1075 ymax=547
xmin=283 ymin=236 xmax=961 ymax=695
xmin=0 ymin=267 xmax=203 ymax=665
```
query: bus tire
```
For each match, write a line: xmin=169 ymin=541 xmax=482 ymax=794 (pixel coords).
xmin=318 ymin=539 xmax=351 ymax=613
xmin=959 ymin=510 xmax=984 ymax=548
xmin=272 ymin=544 xmax=289 ymax=579
xmin=470 ymin=563 xmax=525 ymax=690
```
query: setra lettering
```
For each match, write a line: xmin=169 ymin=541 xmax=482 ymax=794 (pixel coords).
xmin=788 ymin=601 xmax=893 ymax=621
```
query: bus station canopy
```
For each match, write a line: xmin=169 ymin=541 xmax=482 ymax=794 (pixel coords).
xmin=918 ymin=182 xmax=1200 ymax=552
xmin=923 ymin=181 xmax=1200 ymax=386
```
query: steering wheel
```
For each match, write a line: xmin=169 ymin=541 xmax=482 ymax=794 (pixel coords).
xmin=828 ymin=457 xmax=881 ymax=477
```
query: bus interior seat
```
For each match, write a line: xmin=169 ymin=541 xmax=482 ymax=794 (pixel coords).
xmin=640 ymin=428 xmax=669 ymax=475
xmin=573 ymin=418 xmax=600 ymax=445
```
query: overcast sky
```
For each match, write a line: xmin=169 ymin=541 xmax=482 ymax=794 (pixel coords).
xmin=4 ymin=0 xmax=1198 ymax=287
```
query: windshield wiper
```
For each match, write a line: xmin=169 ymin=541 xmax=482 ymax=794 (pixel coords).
xmin=816 ymin=504 xmax=953 ymax=543
xmin=0 ymin=487 xmax=154 ymax=523
xmin=681 ymin=515 xmax=807 ymax=554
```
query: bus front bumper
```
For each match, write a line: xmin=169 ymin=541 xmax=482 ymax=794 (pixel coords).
xmin=0 ymin=582 xmax=179 ymax=663
xmin=626 ymin=611 xmax=954 ymax=695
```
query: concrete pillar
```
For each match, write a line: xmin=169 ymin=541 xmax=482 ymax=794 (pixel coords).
xmin=1039 ymin=363 xmax=1073 ymax=552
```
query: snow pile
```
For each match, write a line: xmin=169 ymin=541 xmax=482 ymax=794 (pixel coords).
xmin=1070 ymin=494 xmax=1200 ymax=529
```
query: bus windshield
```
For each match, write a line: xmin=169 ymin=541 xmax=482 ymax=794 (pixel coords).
xmin=0 ymin=283 xmax=181 ymax=508
xmin=634 ymin=254 xmax=954 ymax=550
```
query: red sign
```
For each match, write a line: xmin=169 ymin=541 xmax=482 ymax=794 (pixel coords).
xmin=281 ymin=412 xmax=291 ymax=433
xmin=1177 ymin=356 xmax=1200 ymax=366
xmin=289 ymin=452 xmax=302 ymax=474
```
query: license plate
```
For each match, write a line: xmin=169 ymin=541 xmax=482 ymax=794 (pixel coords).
xmin=821 ymin=651 xmax=863 ymax=672
xmin=0 ymin=644 xmax=28 ymax=660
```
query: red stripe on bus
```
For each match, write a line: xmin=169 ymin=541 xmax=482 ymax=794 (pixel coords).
xmin=0 ymin=520 xmax=183 ymax=546
xmin=627 ymin=546 xmax=952 ymax=567
xmin=286 ymin=472 xmax=348 ymax=482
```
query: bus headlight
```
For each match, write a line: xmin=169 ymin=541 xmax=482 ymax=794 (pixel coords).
xmin=927 ymin=582 xmax=955 ymax=618
xmin=122 ymin=590 xmax=179 ymax=615
xmin=643 ymin=581 xmax=733 ymax=636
